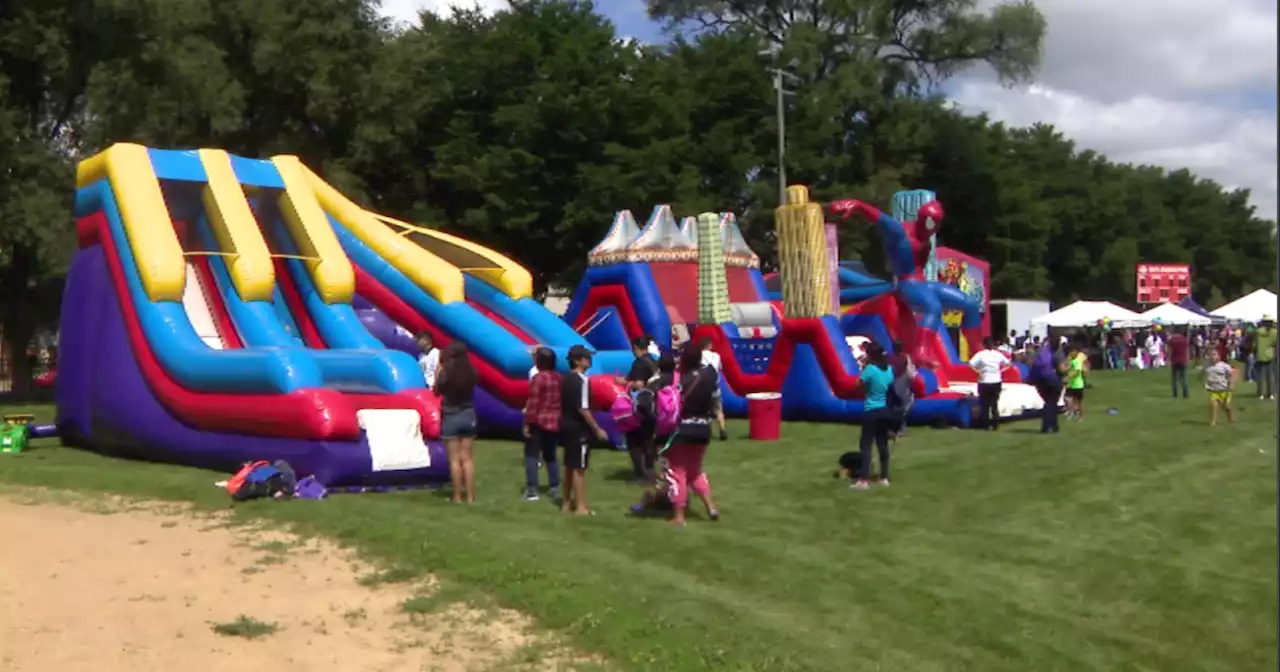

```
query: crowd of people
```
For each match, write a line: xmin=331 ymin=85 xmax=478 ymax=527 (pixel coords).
xmin=415 ymin=331 xmax=725 ymax=525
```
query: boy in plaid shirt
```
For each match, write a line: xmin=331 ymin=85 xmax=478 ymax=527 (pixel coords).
xmin=522 ymin=347 xmax=561 ymax=501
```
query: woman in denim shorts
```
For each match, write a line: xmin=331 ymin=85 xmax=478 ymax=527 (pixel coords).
xmin=434 ymin=342 xmax=478 ymax=503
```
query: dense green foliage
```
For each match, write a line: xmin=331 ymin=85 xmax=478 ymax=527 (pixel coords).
xmin=1 ymin=0 xmax=1274 ymax=377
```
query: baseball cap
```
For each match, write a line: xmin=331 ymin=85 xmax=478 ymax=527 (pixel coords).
xmin=567 ymin=344 xmax=594 ymax=360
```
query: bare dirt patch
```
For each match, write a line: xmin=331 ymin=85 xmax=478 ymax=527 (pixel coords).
xmin=0 ymin=489 xmax=587 ymax=672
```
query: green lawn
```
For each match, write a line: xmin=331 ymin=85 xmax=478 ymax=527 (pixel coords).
xmin=0 ymin=369 xmax=1275 ymax=671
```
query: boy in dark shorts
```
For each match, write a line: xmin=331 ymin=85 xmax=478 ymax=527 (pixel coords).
xmin=561 ymin=345 xmax=607 ymax=515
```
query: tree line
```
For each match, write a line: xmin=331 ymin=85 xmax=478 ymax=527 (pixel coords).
xmin=1 ymin=0 xmax=1274 ymax=386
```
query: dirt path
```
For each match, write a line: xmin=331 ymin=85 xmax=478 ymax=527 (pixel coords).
xmin=0 ymin=490 xmax=579 ymax=672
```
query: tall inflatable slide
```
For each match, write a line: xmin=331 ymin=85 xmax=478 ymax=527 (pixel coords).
xmin=57 ymin=144 xmax=630 ymax=486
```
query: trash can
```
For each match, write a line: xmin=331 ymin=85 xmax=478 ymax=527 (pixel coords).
xmin=746 ymin=392 xmax=782 ymax=441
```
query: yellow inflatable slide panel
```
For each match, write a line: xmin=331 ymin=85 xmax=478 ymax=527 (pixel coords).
xmin=271 ymin=156 xmax=355 ymax=304
xmin=196 ymin=149 xmax=275 ymax=302
xmin=301 ymin=165 xmax=464 ymax=305
xmin=375 ymin=215 xmax=533 ymax=299
xmin=76 ymin=143 xmax=186 ymax=302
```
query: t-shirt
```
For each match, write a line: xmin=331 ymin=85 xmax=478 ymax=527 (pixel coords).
xmin=860 ymin=363 xmax=895 ymax=411
xmin=1145 ymin=335 xmax=1161 ymax=356
xmin=1067 ymin=353 xmax=1087 ymax=390
xmin=1204 ymin=362 xmax=1233 ymax=391
xmin=1167 ymin=334 xmax=1189 ymax=366
xmin=435 ymin=369 xmax=474 ymax=411
xmin=701 ymin=350 xmax=723 ymax=372
xmin=626 ymin=355 xmax=657 ymax=383
xmin=679 ymin=365 xmax=721 ymax=420
xmin=968 ymin=349 xmax=1008 ymax=384
xmin=418 ymin=348 xmax=439 ymax=387
xmin=647 ymin=342 xmax=661 ymax=358
xmin=528 ymin=366 xmax=538 ymax=381
xmin=1256 ymin=328 xmax=1277 ymax=363
xmin=559 ymin=371 xmax=590 ymax=437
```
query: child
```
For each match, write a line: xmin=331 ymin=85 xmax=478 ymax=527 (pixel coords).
xmin=416 ymin=332 xmax=439 ymax=387
xmin=522 ymin=347 xmax=560 ymax=501
xmin=560 ymin=345 xmax=608 ymax=515
xmin=1202 ymin=349 xmax=1237 ymax=427
xmin=629 ymin=456 xmax=675 ymax=515
xmin=1063 ymin=344 xmax=1088 ymax=421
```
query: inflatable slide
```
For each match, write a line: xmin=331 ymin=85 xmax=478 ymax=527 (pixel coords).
xmin=57 ymin=144 xmax=628 ymax=485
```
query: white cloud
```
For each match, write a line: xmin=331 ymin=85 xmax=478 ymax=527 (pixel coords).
xmin=952 ymin=0 xmax=1278 ymax=220
xmin=377 ymin=0 xmax=507 ymax=26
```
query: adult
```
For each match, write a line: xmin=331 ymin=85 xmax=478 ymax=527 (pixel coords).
xmin=622 ymin=337 xmax=659 ymax=482
xmin=416 ymin=332 xmax=439 ymax=387
xmin=664 ymin=346 xmax=722 ymax=525
xmin=969 ymin=337 xmax=1010 ymax=430
xmin=887 ymin=341 xmax=915 ymax=438
xmin=522 ymin=347 xmax=560 ymax=501
xmin=852 ymin=343 xmax=895 ymax=490
xmin=1256 ymin=316 xmax=1277 ymax=400
xmin=1165 ymin=329 xmax=1190 ymax=399
xmin=560 ymin=345 xmax=608 ymax=515
xmin=434 ymin=342 xmax=478 ymax=503
xmin=1028 ymin=342 xmax=1063 ymax=433
xmin=697 ymin=337 xmax=729 ymax=440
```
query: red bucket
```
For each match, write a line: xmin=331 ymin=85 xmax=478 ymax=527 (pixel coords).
xmin=746 ymin=392 xmax=782 ymax=441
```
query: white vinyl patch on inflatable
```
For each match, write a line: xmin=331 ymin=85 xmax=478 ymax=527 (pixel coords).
xmin=942 ymin=382 xmax=1056 ymax=417
xmin=358 ymin=409 xmax=431 ymax=472
xmin=182 ymin=263 xmax=225 ymax=349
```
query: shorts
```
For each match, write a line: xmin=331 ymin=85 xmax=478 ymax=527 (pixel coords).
xmin=561 ymin=434 xmax=591 ymax=470
xmin=1208 ymin=390 xmax=1232 ymax=405
xmin=1064 ymin=388 xmax=1084 ymax=401
xmin=710 ymin=394 xmax=723 ymax=417
xmin=440 ymin=407 xmax=477 ymax=440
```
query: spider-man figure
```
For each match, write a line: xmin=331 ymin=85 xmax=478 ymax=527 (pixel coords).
xmin=826 ymin=198 xmax=981 ymax=369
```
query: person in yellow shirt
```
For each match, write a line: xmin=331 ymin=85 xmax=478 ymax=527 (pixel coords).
xmin=1063 ymin=343 xmax=1089 ymax=421
xmin=1255 ymin=316 xmax=1277 ymax=400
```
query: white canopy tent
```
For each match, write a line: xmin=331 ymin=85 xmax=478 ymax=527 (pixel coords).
xmin=1139 ymin=302 xmax=1212 ymax=326
xmin=1210 ymin=289 xmax=1277 ymax=322
xmin=1031 ymin=300 xmax=1150 ymax=329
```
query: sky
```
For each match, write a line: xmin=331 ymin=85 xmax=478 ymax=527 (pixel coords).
xmin=377 ymin=0 xmax=1278 ymax=221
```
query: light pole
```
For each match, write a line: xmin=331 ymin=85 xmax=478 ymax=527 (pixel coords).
xmin=761 ymin=48 xmax=800 ymax=206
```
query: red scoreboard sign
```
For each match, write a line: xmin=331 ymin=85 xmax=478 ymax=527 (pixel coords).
xmin=1136 ymin=263 xmax=1191 ymax=304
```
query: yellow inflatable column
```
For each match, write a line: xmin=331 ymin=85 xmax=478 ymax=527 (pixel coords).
xmin=774 ymin=185 xmax=831 ymax=319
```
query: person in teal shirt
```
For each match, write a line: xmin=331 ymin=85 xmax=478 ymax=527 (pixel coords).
xmin=853 ymin=343 xmax=898 ymax=490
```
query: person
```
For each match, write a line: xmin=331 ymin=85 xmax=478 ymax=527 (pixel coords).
xmin=663 ymin=345 xmax=722 ymax=525
xmin=968 ymin=337 xmax=1010 ymax=430
xmin=1145 ymin=330 xmax=1165 ymax=368
xmin=560 ymin=345 xmax=607 ymax=515
xmin=1166 ymin=328 xmax=1190 ymax=399
xmin=645 ymin=335 xmax=661 ymax=359
xmin=1011 ymin=330 xmax=1024 ymax=351
xmin=1063 ymin=343 xmax=1088 ymax=421
xmin=621 ymin=337 xmax=659 ymax=483
xmin=416 ymin=332 xmax=440 ymax=387
xmin=1255 ymin=317 xmax=1277 ymax=400
xmin=1028 ymin=341 xmax=1063 ymax=433
xmin=1202 ymin=349 xmax=1237 ymax=427
xmin=852 ymin=343 xmax=896 ymax=490
xmin=697 ymin=337 xmax=729 ymax=440
xmin=433 ymin=342 xmax=478 ymax=503
xmin=887 ymin=342 xmax=915 ymax=439
xmin=521 ymin=347 xmax=560 ymax=501
xmin=649 ymin=352 xmax=678 ymax=449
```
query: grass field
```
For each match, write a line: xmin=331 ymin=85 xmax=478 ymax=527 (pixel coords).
xmin=0 ymin=368 xmax=1275 ymax=671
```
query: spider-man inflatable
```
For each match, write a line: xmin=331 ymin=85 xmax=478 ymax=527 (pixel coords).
xmin=826 ymin=198 xmax=981 ymax=369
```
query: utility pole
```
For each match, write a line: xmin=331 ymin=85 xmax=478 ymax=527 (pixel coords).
xmin=762 ymin=49 xmax=799 ymax=206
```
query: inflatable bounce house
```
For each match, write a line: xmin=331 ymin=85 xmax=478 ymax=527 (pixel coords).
xmin=564 ymin=186 xmax=1045 ymax=427
xmin=57 ymin=144 xmax=630 ymax=486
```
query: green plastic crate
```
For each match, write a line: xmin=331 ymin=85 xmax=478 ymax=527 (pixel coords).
xmin=0 ymin=424 xmax=29 ymax=453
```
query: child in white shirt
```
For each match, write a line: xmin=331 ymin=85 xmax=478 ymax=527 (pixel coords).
xmin=416 ymin=332 xmax=440 ymax=387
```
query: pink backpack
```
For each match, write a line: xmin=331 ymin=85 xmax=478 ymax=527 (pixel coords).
xmin=654 ymin=370 xmax=682 ymax=435
xmin=611 ymin=394 xmax=642 ymax=433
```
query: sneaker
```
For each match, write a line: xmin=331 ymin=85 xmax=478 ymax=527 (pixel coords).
xmin=719 ymin=429 xmax=729 ymax=441
xmin=875 ymin=479 xmax=891 ymax=487
xmin=708 ymin=508 xmax=720 ymax=521
xmin=522 ymin=488 xmax=540 ymax=502
xmin=850 ymin=481 xmax=870 ymax=491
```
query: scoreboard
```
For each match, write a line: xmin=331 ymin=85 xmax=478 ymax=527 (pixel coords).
xmin=1136 ymin=263 xmax=1191 ymax=304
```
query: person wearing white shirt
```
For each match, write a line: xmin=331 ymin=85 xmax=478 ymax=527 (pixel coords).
xmin=646 ymin=337 xmax=661 ymax=359
xmin=416 ymin=332 xmax=440 ymax=388
xmin=1145 ymin=332 xmax=1164 ymax=368
xmin=696 ymin=337 xmax=728 ymax=440
xmin=968 ymin=337 xmax=1011 ymax=430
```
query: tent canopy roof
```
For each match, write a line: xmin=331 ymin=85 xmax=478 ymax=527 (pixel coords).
xmin=1031 ymin=300 xmax=1149 ymax=328
xmin=1210 ymin=289 xmax=1277 ymax=322
xmin=1139 ymin=302 xmax=1212 ymax=326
